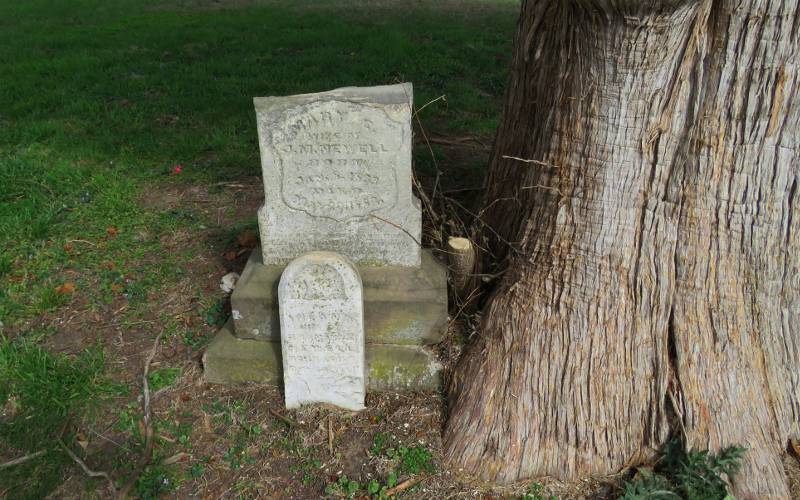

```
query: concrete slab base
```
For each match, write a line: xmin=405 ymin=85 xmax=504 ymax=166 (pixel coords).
xmin=203 ymin=320 xmax=441 ymax=391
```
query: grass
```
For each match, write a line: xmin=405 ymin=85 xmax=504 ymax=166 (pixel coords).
xmin=0 ymin=0 xmax=518 ymax=496
xmin=0 ymin=336 xmax=114 ymax=498
xmin=148 ymin=366 xmax=182 ymax=391
xmin=0 ymin=0 xmax=517 ymax=328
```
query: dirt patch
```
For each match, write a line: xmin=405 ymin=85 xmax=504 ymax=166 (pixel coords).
xmin=25 ymin=142 xmax=619 ymax=498
xmin=139 ymin=177 xmax=263 ymax=224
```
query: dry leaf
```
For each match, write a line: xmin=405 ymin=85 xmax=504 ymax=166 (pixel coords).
xmin=236 ymin=230 xmax=258 ymax=249
xmin=3 ymin=396 xmax=19 ymax=418
xmin=100 ymin=261 xmax=116 ymax=270
xmin=63 ymin=243 xmax=73 ymax=252
xmin=224 ymin=250 xmax=237 ymax=262
xmin=106 ymin=226 xmax=118 ymax=237
xmin=110 ymin=283 xmax=124 ymax=294
xmin=55 ymin=282 xmax=76 ymax=295
xmin=76 ymin=431 xmax=89 ymax=450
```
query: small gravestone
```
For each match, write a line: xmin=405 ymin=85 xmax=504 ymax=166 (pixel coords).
xmin=278 ymin=251 xmax=365 ymax=410
xmin=254 ymin=83 xmax=421 ymax=267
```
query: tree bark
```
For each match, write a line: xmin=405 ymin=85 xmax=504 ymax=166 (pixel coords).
xmin=444 ymin=1 xmax=800 ymax=498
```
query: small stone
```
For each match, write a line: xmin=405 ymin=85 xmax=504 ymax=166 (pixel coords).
xmin=220 ymin=272 xmax=240 ymax=293
xmin=279 ymin=251 xmax=365 ymax=411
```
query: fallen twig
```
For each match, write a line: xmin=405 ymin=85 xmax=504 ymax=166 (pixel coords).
xmin=327 ymin=416 xmax=334 ymax=456
xmin=0 ymin=450 xmax=46 ymax=469
xmin=413 ymin=94 xmax=446 ymax=118
xmin=118 ymin=330 xmax=164 ymax=498
xmin=66 ymin=239 xmax=97 ymax=246
xmin=210 ymin=182 xmax=250 ymax=188
xmin=520 ymin=183 xmax=565 ymax=196
xmin=386 ymin=475 xmax=426 ymax=496
xmin=269 ymin=408 xmax=299 ymax=428
xmin=423 ymin=135 xmax=489 ymax=149
xmin=88 ymin=428 xmax=129 ymax=452
xmin=162 ymin=452 xmax=191 ymax=465
xmin=58 ymin=439 xmax=117 ymax=496
xmin=501 ymin=154 xmax=561 ymax=169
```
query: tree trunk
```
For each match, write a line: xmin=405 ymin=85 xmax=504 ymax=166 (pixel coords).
xmin=444 ymin=1 xmax=800 ymax=498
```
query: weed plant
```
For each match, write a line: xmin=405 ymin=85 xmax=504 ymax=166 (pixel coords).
xmin=621 ymin=438 xmax=745 ymax=500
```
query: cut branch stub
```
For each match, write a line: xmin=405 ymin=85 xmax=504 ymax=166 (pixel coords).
xmin=447 ymin=236 xmax=475 ymax=297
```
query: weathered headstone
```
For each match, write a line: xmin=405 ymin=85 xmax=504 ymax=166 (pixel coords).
xmin=254 ymin=83 xmax=421 ymax=267
xmin=278 ymin=251 xmax=365 ymax=410
xmin=203 ymin=83 xmax=447 ymax=393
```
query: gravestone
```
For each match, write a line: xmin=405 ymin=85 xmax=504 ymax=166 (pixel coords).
xmin=279 ymin=251 xmax=365 ymax=410
xmin=203 ymin=83 xmax=447 ymax=393
xmin=254 ymin=83 xmax=421 ymax=267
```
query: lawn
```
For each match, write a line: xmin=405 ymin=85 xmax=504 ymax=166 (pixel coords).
xmin=0 ymin=0 xmax=519 ymax=497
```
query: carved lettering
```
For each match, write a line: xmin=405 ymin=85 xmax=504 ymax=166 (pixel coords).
xmin=255 ymin=84 xmax=422 ymax=266
xmin=273 ymin=102 xmax=398 ymax=220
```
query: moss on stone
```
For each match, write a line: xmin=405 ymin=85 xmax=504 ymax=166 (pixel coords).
xmin=204 ymin=322 xmax=440 ymax=391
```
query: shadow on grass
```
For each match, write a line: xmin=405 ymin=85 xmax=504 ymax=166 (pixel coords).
xmin=0 ymin=0 xmax=518 ymax=180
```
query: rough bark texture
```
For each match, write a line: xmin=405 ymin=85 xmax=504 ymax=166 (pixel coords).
xmin=444 ymin=0 xmax=800 ymax=497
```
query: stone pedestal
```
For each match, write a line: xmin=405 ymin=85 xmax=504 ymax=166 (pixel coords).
xmin=231 ymin=247 xmax=447 ymax=345
xmin=203 ymin=321 xmax=441 ymax=391
xmin=202 ymin=247 xmax=447 ymax=390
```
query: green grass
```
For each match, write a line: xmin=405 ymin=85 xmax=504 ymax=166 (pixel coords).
xmin=522 ymin=483 xmax=556 ymax=500
xmin=0 ymin=0 xmax=517 ymax=328
xmin=148 ymin=366 xmax=182 ymax=391
xmin=0 ymin=337 xmax=114 ymax=498
xmin=0 ymin=0 xmax=517 ymax=496
xmin=1 ymin=0 xmax=515 ymax=171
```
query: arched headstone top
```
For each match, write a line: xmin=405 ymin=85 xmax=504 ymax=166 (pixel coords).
xmin=278 ymin=251 xmax=365 ymax=411
xmin=279 ymin=252 xmax=361 ymax=302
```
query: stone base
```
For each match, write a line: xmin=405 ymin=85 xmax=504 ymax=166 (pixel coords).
xmin=203 ymin=321 xmax=441 ymax=391
xmin=231 ymin=246 xmax=448 ymax=345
